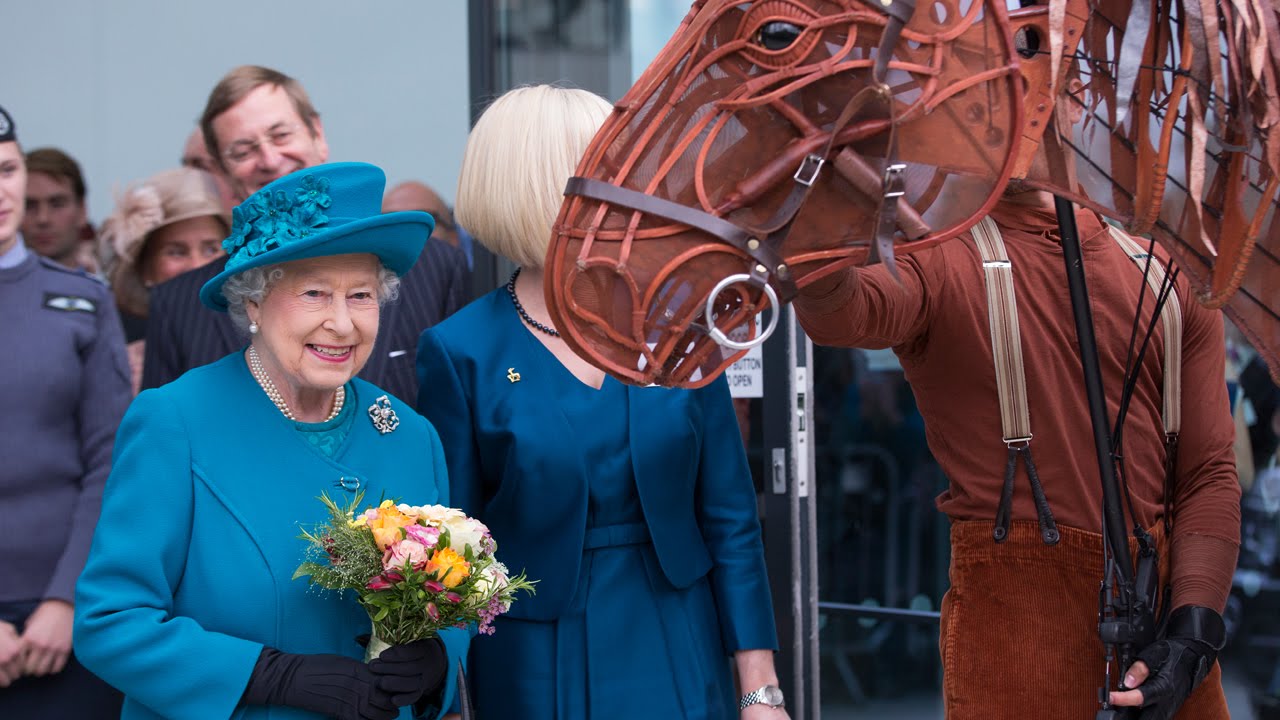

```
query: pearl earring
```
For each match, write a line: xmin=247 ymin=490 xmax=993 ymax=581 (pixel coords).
xmin=249 ymin=322 xmax=259 ymax=335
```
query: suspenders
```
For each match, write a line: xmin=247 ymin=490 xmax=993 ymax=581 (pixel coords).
xmin=1104 ymin=225 xmax=1183 ymax=438
xmin=973 ymin=216 xmax=1183 ymax=544
xmin=1106 ymin=225 xmax=1184 ymax=535
xmin=973 ymin=218 xmax=1060 ymax=544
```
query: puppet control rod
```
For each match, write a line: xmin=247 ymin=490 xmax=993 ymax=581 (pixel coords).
xmin=1054 ymin=196 xmax=1161 ymax=719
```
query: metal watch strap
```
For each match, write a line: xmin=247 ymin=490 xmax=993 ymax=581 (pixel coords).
xmin=739 ymin=685 xmax=784 ymax=710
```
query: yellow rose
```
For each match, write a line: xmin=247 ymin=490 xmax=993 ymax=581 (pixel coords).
xmin=425 ymin=547 xmax=471 ymax=588
xmin=366 ymin=503 xmax=413 ymax=551
xmin=370 ymin=526 xmax=401 ymax=551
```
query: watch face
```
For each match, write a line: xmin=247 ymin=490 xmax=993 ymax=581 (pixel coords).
xmin=764 ymin=686 xmax=785 ymax=706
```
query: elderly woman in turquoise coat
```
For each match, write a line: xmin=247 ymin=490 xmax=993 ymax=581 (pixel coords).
xmin=74 ymin=163 xmax=468 ymax=720
xmin=416 ymin=86 xmax=787 ymax=719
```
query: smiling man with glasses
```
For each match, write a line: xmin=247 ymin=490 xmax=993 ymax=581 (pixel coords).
xmin=202 ymin=68 xmax=329 ymax=199
xmin=141 ymin=65 xmax=469 ymax=408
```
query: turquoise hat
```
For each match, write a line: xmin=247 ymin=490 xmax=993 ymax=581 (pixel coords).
xmin=200 ymin=162 xmax=434 ymax=311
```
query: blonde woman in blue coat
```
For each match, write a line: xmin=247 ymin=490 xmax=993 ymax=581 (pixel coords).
xmin=74 ymin=163 xmax=468 ymax=720
xmin=416 ymin=86 xmax=788 ymax=720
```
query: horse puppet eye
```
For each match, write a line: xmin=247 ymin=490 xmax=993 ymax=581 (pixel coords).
xmin=755 ymin=21 xmax=803 ymax=51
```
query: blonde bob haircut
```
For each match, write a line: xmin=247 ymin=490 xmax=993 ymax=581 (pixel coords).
xmin=455 ymin=85 xmax=611 ymax=270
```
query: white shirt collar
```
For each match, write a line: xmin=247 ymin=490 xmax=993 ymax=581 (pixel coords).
xmin=0 ymin=234 xmax=29 ymax=269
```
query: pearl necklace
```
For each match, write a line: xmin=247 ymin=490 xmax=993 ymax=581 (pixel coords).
xmin=247 ymin=345 xmax=345 ymax=422
xmin=507 ymin=268 xmax=560 ymax=337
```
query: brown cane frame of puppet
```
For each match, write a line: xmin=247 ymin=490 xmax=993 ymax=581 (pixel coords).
xmin=549 ymin=0 xmax=1027 ymax=387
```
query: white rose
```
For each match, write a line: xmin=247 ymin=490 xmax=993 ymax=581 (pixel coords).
xmin=474 ymin=562 xmax=510 ymax=598
xmin=405 ymin=504 xmax=467 ymax=526
xmin=446 ymin=517 xmax=487 ymax=555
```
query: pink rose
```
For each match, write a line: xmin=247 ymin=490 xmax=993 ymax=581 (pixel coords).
xmin=404 ymin=524 xmax=442 ymax=548
xmin=383 ymin=539 xmax=430 ymax=572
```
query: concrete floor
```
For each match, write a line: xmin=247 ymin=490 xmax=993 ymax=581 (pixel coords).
xmin=818 ymin=664 xmax=1257 ymax=719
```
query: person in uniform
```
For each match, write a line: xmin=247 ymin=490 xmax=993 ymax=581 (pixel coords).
xmin=792 ymin=87 xmax=1240 ymax=718
xmin=0 ymin=103 xmax=130 ymax=718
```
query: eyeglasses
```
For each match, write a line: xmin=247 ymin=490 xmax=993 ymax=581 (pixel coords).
xmin=222 ymin=123 xmax=304 ymax=165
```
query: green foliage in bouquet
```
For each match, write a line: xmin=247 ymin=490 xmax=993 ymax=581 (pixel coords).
xmin=294 ymin=493 xmax=534 ymax=650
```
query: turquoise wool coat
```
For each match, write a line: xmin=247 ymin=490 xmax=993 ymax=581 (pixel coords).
xmin=74 ymin=354 xmax=468 ymax=720
xmin=415 ymin=288 xmax=778 ymax=642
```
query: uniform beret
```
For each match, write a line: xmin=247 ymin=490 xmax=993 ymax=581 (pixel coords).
xmin=0 ymin=105 xmax=15 ymax=143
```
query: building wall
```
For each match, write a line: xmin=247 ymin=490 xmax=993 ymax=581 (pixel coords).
xmin=0 ymin=0 xmax=471 ymax=222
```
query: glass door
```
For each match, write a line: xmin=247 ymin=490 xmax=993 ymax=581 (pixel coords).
xmin=756 ymin=315 xmax=948 ymax=719
xmin=467 ymin=0 xmax=636 ymax=295
xmin=805 ymin=345 xmax=947 ymax=718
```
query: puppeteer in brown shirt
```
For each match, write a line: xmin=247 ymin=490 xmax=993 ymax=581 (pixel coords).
xmin=793 ymin=198 xmax=1241 ymax=610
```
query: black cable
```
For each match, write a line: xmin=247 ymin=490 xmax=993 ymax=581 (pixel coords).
xmin=1111 ymin=239 xmax=1180 ymax=534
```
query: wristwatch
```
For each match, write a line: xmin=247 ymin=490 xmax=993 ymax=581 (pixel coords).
xmin=739 ymin=684 xmax=785 ymax=710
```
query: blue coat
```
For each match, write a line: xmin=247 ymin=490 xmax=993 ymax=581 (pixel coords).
xmin=415 ymin=288 xmax=777 ymax=650
xmin=74 ymin=354 xmax=468 ymax=720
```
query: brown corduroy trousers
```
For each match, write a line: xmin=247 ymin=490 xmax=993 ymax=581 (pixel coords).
xmin=940 ymin=520 xmax=1230 ymax=719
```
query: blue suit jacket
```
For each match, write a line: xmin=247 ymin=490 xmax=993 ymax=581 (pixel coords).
xmin=75 ymin=354 xmax=468 ymax=720
xmin=416 ymin=289 xmax=777 ymax=653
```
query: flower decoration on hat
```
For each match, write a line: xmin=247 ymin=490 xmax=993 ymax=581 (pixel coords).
xmin=223 ymin=174 xmax=333 ymax=269
xmin=200 ymin=162 xmax=433 ymax=313
xmin=104 ymin=185 xmax=165 ymax=264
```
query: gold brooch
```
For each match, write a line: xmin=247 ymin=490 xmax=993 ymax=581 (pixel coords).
xmin=368 ymin=395 xmax=400 ymax=434
xmin=507 ymin=368 xmax=521 ymax=383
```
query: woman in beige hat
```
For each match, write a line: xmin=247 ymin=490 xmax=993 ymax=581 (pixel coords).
xmin=99 ymin=167 xmax=229 ymax=393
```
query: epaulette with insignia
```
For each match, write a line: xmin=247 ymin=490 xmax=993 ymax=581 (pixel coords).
xmin=36 ymin=257 xmax=107 ymax=314
xmin=36 ymin=256 xmax=107 ymax=285
xmin=43 ymin=293 xmax=99 ymax=314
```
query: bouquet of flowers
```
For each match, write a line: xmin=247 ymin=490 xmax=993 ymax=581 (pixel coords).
xmin=294 ymin=493 xmax=535 ymax=660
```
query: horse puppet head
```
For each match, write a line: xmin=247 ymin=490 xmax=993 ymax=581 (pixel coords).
xmin=546 ymin=0 xmax=1057 ymax=387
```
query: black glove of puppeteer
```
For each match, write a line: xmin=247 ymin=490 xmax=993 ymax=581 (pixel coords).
xmin=368 ymin=637 xmax=449 ymax=707
xmin=1129 ymin=605 xmax=1226 ymax=720
xmin=241 ymin=647 xmax=398 ymax=720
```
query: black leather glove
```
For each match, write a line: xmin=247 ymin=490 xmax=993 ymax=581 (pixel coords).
xmin=367 ymin=637 xmax=448 ymax=707
xmin=241 ymin=647 xmax=398 ymax=720
xmin=1128 ymin=605 xmax=1226 ymax=720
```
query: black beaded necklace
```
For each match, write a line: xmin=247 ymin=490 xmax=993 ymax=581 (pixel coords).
xmin=506 ymin=268 xmax=560 ymax=337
